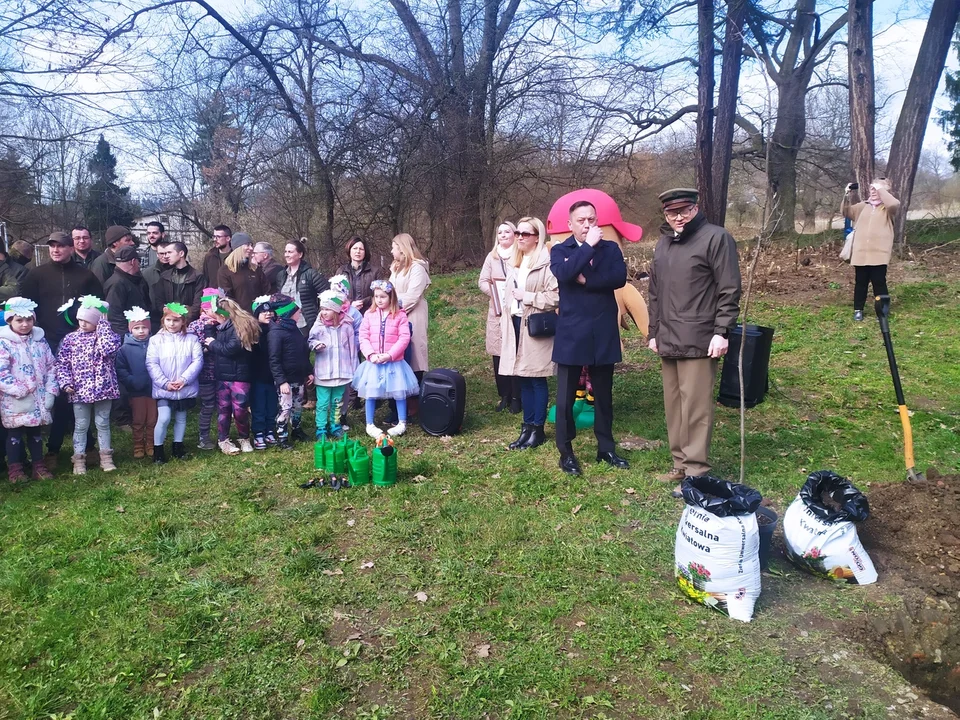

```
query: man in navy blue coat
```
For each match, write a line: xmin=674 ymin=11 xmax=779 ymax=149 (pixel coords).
xmin=550 ymin=200 xmax=631 ymax=475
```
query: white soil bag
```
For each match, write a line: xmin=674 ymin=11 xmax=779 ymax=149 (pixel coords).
xmin=783 ymin=470 xmax=877 ymax=585
xmin=674 ymin=476 xmax=763 ymax=622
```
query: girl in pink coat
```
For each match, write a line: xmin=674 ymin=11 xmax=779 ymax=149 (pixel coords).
xmin=352 ymin=280 xmax=419 ymax=438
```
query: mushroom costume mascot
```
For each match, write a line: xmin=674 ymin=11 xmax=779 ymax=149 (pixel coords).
xmin=545 ymin=189 xmax=648 ymax=428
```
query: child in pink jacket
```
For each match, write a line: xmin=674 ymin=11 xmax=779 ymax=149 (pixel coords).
xmin=352 ymin=280 xmax=419 ymax=438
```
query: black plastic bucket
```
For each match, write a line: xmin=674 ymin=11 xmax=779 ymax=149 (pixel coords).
xmin=718 ymin=324 xmax=774 ymax=408
xmin=756 ymin=505 xmax=778 ymax=571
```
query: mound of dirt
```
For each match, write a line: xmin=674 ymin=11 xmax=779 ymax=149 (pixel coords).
xmin=855 ymin=470 xmax=960 ymax=712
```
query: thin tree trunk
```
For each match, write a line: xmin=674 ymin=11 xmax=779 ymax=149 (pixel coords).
xmin=711 ymin=0 xmax=747 ymax=226
xmin=696 ymin=0 xmax=715 ymax=219
xmin=848 ymin=0 xmax=875 ymax=189
xmin=887 ymin=0 xmax=960 ymax=249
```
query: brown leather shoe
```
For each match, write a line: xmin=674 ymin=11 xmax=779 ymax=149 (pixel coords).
xmin=656 ymin=468 xmax=686 ymax=483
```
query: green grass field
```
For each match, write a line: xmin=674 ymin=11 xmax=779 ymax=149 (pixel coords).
xmin=1 ymin=268 xmax=958 ymax=719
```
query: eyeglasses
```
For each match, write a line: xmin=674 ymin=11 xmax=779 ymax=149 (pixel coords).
xmin=664 ymin=205 xmax=697 ymax=220
xmin=517 ymin=231 xmax=538 ymax=238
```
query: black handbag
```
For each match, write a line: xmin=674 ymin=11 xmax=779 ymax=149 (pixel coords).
xmin=526 ymin=311 xmax=557 ymax=338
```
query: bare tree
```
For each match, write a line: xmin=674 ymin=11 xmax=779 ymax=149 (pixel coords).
xmin=746 ymin=0 xmax=848 ymax=233
xmin=886 ymin=0 xmax=960 ymax=247
xmin=847 ymin=0 xmax=875 ymax=189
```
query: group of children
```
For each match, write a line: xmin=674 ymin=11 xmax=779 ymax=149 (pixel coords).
xmin=0 ymin=273 xmax=421 ymax=481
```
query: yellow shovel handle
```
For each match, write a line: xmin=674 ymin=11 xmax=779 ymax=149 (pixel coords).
xmin=898 ymin=405 xmax=915 ymax=470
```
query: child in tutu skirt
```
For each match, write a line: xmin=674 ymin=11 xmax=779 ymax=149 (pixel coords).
xmin=353 ymin=280 xmax=419 ymax=438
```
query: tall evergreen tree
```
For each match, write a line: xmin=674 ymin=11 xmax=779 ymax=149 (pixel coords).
xmin=82 ymin=135 xmax=135 ymax=242
xmin=937 ymin=31 xmax=960 ymax=173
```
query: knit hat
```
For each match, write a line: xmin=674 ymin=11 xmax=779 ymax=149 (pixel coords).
xmin=124 ymin=306 xmax=151 ymax=327
xmin=76 ymin=295 xmax=108 ymax=324
xmin=319 ymin=289 xmax=346 ymax=312
xmin=251 ymin=295 xmax=273 ymax=316
xmin=328 ymin=274 xmax=351 ymax=298
xmin=105 ymin=225 xmax=133 ymax=247
xmin=3 ymin=297 xmax=37 ymax=321
xmin=201 ymin=287 xmax=229 ymax=317
xmin=272 ymin=294 xmax=298 ymax=320
xmin=230 ymin=232 xmax=252 ymax=251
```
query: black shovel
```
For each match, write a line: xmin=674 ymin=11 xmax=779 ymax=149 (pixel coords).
xmin=874 ymin=294 xmax=924 ymax=483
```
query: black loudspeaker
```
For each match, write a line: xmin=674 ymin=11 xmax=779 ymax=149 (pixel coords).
xmin=717 ymin=324 xmax=775 ymax=409
xmin=419 ymin=369 xmax=466 ymax=436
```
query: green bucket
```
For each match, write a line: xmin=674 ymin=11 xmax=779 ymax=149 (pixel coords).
xmin=372 ymin=438 xmax=398 ymax=487
xmin=347 ymin=444 xmax=371 ymax=486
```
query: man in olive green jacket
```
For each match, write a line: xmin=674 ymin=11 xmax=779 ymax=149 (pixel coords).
xmin=647 ymin=189 xmax=741 ymax=496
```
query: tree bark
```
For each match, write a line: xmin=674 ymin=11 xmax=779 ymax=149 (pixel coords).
xmin=848 ymin=0 xmax=875 ymax=189
xmin=887 ymin=0 xmax=960 ymax=249
xmin=710 ymin=0 xmax=747 ymax=226
xmin=696 ymin=0 xmax=715 ymax=220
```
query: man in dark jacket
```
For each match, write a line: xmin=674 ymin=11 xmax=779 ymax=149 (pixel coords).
xmin=647 ymin=188 xmax=741 ymax=496
xmin=90 ymin=225 xmax=136 ymax=285
xmin=18 ymin=231 xmax=103 ymax=465
xmin=203 ymin=225 xmax=233 ymax=286
xmin=104 ymin=246 xmax=151 ymax=335
xmin=253 ymin=242 xmax=284 ymax=290
xmin=153 ymin=241 xmax=204 ymax=321
xmin=551 ymin=200 xmax=630 ymax=476
xmin=71 ymin=226 xmax=101 ymax=269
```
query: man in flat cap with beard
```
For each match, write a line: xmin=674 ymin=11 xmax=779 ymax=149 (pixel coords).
xmin=647 ymin=189 xmax=741 ymax=497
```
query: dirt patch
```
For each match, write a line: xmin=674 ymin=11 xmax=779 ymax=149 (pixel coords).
xmin=852 ymin=470 xmax=960 ymax=713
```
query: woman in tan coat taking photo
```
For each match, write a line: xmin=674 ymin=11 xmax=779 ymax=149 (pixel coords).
xmin=842 ymin=178 xmax=900 ymax=321
xmin=499 ymin=217 xmax=559 ymax=451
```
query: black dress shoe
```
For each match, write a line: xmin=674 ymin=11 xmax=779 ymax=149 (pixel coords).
xmin=509 ymin=424 xmax=532 ymax=450
xmin=508 ymin=398 xmax=521 ymax=414
xmin=559 ymin=453 xmax=582 ymax=475
xmin=495 ymin=396 xmax=509 ymax=412
xmin=596 ymin=450 xmax=630 ymax=469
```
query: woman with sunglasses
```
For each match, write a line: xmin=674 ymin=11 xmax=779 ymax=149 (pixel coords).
xmin=479 ymin=221 xmax=522 ymax=413
xmin=498 ymin=217 xmax=558 ymax=450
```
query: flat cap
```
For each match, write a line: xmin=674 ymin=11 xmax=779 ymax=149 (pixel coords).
xmin=658 ymin=188 xmax=699 ymax=210
xmin=47 ymin=231 xmax=73 ymax=246
xmin=105 ymin=225 xmax=133 ymax=247
xmin=115 ymin=246 xmax=139 ymax=262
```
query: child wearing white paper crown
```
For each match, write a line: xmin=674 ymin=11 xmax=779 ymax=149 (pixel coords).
xmin=55 ymin=296 xmax=122 ymax=475
xmin=353 ymin=280 xmax=419 ymax=438
xmin=328 ymin=274 xmax=363 ymax=427
xmin=308 ymin=289 xmax=358 ymax=440
xmin=0 ymin=297 xmax=58 ymax=482
xmin=146 ymin=303 xmax=203 ymax=463
xmin=116 ymin=306 xmax=158 ymax=459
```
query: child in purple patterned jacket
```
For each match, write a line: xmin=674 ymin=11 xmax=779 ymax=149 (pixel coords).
xmin=55 ymin=296 xmax=122 ymax=475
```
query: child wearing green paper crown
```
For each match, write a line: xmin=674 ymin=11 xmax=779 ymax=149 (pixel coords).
xmin=55 ymin=295 xmax=122 ymax=474
xmin=308 ymin=289 xmax=358 ymax=440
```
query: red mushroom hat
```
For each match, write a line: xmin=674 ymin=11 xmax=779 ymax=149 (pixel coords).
xmin=546 ymin=188 xmax=643 ymax=243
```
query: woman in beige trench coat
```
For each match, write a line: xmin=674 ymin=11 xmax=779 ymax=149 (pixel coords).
xmin=842 ymin=178 xmax=900 ymax=321
xmin=479 ymin=221 xmax=521 ymax=414
xmin=389 ymin=233 xmax=430 ymax=419
xmin=499 ymin=216 xmax=559 ymax=450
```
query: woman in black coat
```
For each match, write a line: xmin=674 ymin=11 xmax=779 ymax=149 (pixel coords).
xmin=337 ymin=236 xmax=388 ymax=315
xmin=277 ymin=239 xmax=328 ymax=336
